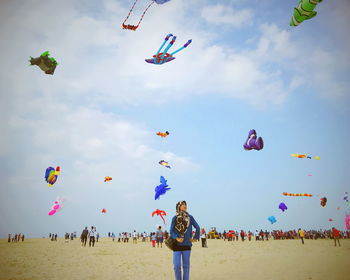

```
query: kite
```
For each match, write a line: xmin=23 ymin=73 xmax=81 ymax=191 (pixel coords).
xmin=336 ymin=207 xmax=340 ymax=210
xmin=344 ymin=192 xmax=349 ymax=202
xmin=345 ymin=214 xmax=350 ymax=230
xmin=152 ymin=209 xmax=167 ymax=224
xmin=145 ymin=34 xmax=192 ymax=65
xmin=159 ymin=160 xmax=171 ymax=168
xmin=156 ymin=131 xmax=169 ymax=137
xmin=243 ymin=129 xmax=263 ymax=151
xmin=154 ymin=176 xmax=171 ymax=200
xmin=102 ymin=208 xmax=107 ymax=214
xmin=291 ymin=154 xmax=319 ymax=160
xmin=279 ymin=202 xmax=288 ymax=212
xmin=104 ymin=176 xmax=112 ymax=182
xmin=122 ymin=0 xmax=172 ymax=31
xmin=290 ymin=0 xmax=323 ymax=27
xmin=48 ymin=198 xmax=63 ymax=216
xmin=328 ymin=218 xmax=333 ymax=222
xmin=320 ymin=197 xmax=327 ymax=207
xmin=29 ymin=51 xmax=58 ymax=75
xmin=283 ymin=192 xmax=313 ymax=197
xmin=45 ymin=166 xmax=60 ymax=187
xmin=268 ymin=216 xmax=277 ymax=224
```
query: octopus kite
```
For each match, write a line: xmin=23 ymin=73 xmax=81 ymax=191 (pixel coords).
xmin=45 ymin=166 xmax=60 ymax=187
xmin=154 ymin=176 xmax=171 ymax=200
xmin=145 ymin=34 xmax=192 ymax=65
xmin=159 ymin=160 xmax=171 ymax=168
xmin=243 ymin=129 xmax=264 ymax=151
xmin=104 ymin=176 xmax=112 ymax=182
xmin=290 ymin=0 xmax=323 ymax=27
xmin=279 ymin=202 xmax=288 ymax=212
xmin=156 ymin=131 xmax=169 ymax=138
xmin=152 ymin=209 xmax=167 ymax=224
xmin=122 ymin=0 xmax=171 ymax=31
xmin=29 ymin=51 xmax=58 ymax=75
xmin=320 ymin=197 xmax=327 ymax=207
xmin=283 ymin=192 xmax=313 ymax=197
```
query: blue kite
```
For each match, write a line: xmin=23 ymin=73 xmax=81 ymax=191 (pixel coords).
xmin=145 ymin=34 xmax=192 ymax=65
xmin=268 ymin=216 xmax=277 ymax=224
xmin=154 ymin=176 xmax=171 ymax=200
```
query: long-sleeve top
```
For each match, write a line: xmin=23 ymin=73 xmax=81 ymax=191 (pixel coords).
xmin=170 ymin=214 xmax=200 ymax=247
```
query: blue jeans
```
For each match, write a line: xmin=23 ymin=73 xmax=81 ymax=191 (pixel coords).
xmin=173 ymin=250 xmax=191 ymax=280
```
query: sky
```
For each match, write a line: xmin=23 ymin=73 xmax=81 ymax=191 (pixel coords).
xmin=0 ymin=0 xmax=349 ymax=238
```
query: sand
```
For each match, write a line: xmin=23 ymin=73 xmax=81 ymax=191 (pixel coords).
xmin=0 ymin=238 xmax=349 ymax=280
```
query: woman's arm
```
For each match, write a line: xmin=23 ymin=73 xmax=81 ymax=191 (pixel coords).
xmin=191 ymin=215 xmax=200 ymax=240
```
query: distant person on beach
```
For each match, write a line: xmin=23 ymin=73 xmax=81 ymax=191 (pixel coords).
xmin=111 ymin=232 xmax=115 ymax=242
xmin=170 ymin=201 xmax=200 ymax=280
xmin=96 ymin=232 xmax=100 ymax=242
xmin=108 ymin=232 xmax=111 ymax=238
xmin=151 ymin=232 xmax=156 ymax=247
xmin=298 ymin=228 xmax=305 ymax=244
xmin=21 ymin=234 xmax=24 ymax=242
xmin=240 ymin=230 xmax=245 ymax=241
xmin=332 ymin=227 xmax=341 ymax=247
xmin=89 ymin=226 xmax=96 ymax=247
xmin=133 ymin=230 xmax=137 ymax=244
xmin=54 ymin=234 xmax=57 ymax=241
xmin=71 ymin=233 xmax=74 ymax=241
xmin=8 ymin=234 xmax=11 ymax=243
xmin=81 ymin=227 xmax=88 ymax=247
xmin=200 ymin=229 xmax=207 ymax=248
xmin=156 ymin=226 xmax=164 ymax=248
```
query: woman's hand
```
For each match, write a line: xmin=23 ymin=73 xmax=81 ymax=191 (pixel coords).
xmin=176 ymin=237 xmax=184 ymax=243
xmin=190 ymin=238 xmax=197 ymax=243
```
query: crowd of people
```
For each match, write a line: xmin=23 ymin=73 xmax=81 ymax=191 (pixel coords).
xmin=7 ymin=233 xmax=24 ymax=242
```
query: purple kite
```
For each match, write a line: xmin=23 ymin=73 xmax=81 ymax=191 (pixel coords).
xmin=243 ymin=129 xmax=264 ymax=151
xmin=279 ymin=202 xmax=288 ymax=212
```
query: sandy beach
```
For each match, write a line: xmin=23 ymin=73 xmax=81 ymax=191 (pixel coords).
xmin=0 ymin=238 xmax=349 ymax=280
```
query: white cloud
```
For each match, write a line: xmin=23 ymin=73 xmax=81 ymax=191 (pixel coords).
xmin=200 ymin=4 xmax=253 ymax=27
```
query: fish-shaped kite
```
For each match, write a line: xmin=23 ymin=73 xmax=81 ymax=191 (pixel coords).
xmin=152 ymin=209 xmax=167 ymax=224
xmin=290 ymin=0 xmax=323 ymax=27
xmin=104 ymin=176 xmax=112 ymax=182
xmin=279 ymin=202 xmax=288 ymax=212
xmin=45 ymin=166 xmax=60 ymax=187
xmin=159 ymin=160 xmax=171 ymax=168
xmin=156 ymin=131 xmax=169 ymax=138
xmin=154 ymin=176 xmax=171 ymax=200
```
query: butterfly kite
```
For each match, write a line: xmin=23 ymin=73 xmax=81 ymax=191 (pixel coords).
xmin=243 ymin=129 xmax=264 ymax=151
xmin=104 ymin=176 xmax=112 ymax=182
xmin=152 ymin=209 xmax=167 ymax=224
xmin=154 ymin=176 xmax=171 ymax=200
xmin=145 ymin=34 xmax=192 ymax=65
xmin=156 ymin=131 xmax=169 ymax=138
xmin=290 ymin=0 xmax=323 ymax=27
xmin=279 ymin=202 xmax=288 ymax=212
xmin=159 ymin=160 xmax=171 ymax=168
xmin=45 ymin=166 xmax=60 ymax=187
xmin=122 ymin=0 xmax=172 ymax=31
xmin=29 ymin=51 xmax=58 ymax=75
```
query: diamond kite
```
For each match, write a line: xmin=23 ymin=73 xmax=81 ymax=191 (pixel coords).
xmin=45 ymin=166 xmax=60 ymax=187
xmin=29 ymin=51 xmax=58 ymax=75
xmin=154 ymin=176 xmax=171 ymax=200
xmin=290 ymin=0 xmax=323 ymax=27
xmin=145 ymin=34 xmax=192 ymax=65
xmin=243 ymin=129 xmax=263 ymax=151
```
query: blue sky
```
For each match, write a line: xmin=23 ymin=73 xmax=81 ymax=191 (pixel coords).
xmin=0 ymin=0 xmax=349 ymax=237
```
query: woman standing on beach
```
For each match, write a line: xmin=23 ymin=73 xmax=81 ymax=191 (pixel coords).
xmin=170 ymin=201 xmax=200 ymax=280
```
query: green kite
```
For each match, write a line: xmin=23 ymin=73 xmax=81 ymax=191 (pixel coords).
xmin=29 ymin=51 xmax=58 ymax=75
xmin=290 ymin=0 xmax=323 ymax=27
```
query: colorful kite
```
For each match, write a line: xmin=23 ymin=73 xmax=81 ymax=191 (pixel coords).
xmin=145 ymin=34 xmax=192 ymax=65
xmin=156 ymin=131 xmax=169 ymax=137
xmin=283 ymin=192 xmax=313 ymax=197
xmin=345 ymin=214 xmax=350 ymax=230
xmin=154 ymin=176 xmax=171 ymax=200
xmin=290 ymin=0 xmax=323 ymax=27
xmin=104 ymin=176 xmax=112 ymax=182
xmin=320 ymin=197 xmax=327 ymax=207
xmin=152 ymin=209 xmax=167 ymax=224
xmin=159 ymin=160 xmax=171 ymax=168
xmin=122 ymin=0 xmax=172 ymax=31
xmin=45 ymin=166 xmax=60 ymax=187
xmin=291 ymin=154 xmax=319 ymax=160
xmin=29 ymin=51 xmax=58 ymax=75
xmin=48 ymin=198 xmax=63 ymax=216
xmin=268 ymin=216 xmax=277 ymax=224
xmin=102 ymin=208 xmax=107 ymax=214
xmin=243 ymin=129 xmax=263 ymax=151
xmin=279 ymin=202 xmax=288 ymax=212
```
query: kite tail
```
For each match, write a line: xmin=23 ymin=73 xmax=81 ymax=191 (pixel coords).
xmin=170 ymin=39 xmax=192 ymax=56
xmin=160 ymin=36 xmax=176 ymax=60
xmin=160 ymin=214 xmax=166 ymax=225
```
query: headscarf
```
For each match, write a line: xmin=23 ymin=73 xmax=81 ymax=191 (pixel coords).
xmin=175 ymin=201 xmax=190 ymax=237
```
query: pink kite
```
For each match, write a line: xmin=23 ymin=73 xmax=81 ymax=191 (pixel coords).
xmin=48 ymin=199 xmax=63 ymax=216
xmin=345 ymin=214 xmax=350 ymax=230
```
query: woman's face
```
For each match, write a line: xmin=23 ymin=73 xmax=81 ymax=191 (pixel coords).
xmin=180 ymin=203 xmax=187 ymax=212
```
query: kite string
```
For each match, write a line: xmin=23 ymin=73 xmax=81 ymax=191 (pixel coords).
xmin=123 ymin=0 xmax=155 ymax=27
